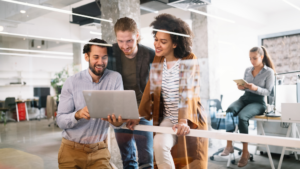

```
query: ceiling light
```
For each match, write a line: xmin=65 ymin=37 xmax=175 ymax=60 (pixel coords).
xmin=90 ymin=31 xmax=102 ymax=36
xmin=1 ymin=0 xmax=112 ymax=23
xmin=0 ymin=48 xmax=73 ymax=55
xmin=0 ymin=32 xmax=112 ymax=46
xmin=283 ymin=0 xmax=300 ymax=11
xmin=20 ymin=10 xmax=26 ymax=14
xmin=0 ymin=26 xmax=3 ymax=32
xmin=151 ymin=28 xmax=190 ymax=37
xmin=0 ymin=52 xmax=73 ymax=59
xmin=140 ymin=6 xmax=158 ymax=13
xmin=188 ymin=9 xmax=235 ymax=23
xmin=37 ymin=46 xmax=41 ymax=49
xmin=60 ymin=38 xmax=112 ymax=47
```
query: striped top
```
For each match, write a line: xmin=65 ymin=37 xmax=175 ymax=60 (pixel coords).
xmin=162 ymin=58 xmax=181 ymax=124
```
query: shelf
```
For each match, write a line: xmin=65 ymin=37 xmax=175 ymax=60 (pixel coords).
xmin=0 ymin=77 xmax=21 ymax=79
xmin=0 ymin=77 xmax=52 ymax=80
xmin=0 ymin=85 xmax=27 ymax=87
xmin=0 ymin=85 xmax=50 ymax=87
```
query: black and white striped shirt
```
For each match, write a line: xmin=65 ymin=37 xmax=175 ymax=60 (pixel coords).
xmin=162 ymin=58 xmax=181 ymax=124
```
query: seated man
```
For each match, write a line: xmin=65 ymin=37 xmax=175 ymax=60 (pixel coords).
xmin=56 ymin=38 xmax=124 ymax=169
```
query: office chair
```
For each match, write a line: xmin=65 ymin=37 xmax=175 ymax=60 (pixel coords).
xmin=34 ymin=87 xmax=50 ymax=119
xmin=2 ymin=97 xmax=17 ymax=122
xmin=209 ymin=95 xmax=254 ymax=165
xmin=46 ymin=96 xmax=58 ymax=127
xmin=28 ymin=99 xmax=41 ymax=120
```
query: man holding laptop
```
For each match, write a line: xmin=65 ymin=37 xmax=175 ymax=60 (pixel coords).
xmin=56 ymin=38 xmax=125 ymax=169
xmin=107 ymin=17 xmax=155 ymax=169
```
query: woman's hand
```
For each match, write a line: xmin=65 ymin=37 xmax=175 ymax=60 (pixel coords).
xmin=237 ymin=84 xmax=245 ymax=90
xmin=172 ymin=119 xmax=190 ymax=136
xmin=244 ymin=83 xmax=258 ymax=91
xmin=126 ymin=119 xmax=140 ymax=130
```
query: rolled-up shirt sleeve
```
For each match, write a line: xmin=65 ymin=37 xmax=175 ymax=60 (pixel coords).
xmin=244 ymin=68 xmax=275 ymax=96
xmin=255 ymin=70 xmax=274 ymax=96
xmin=56 ymin=78 xmax=79 ymax=129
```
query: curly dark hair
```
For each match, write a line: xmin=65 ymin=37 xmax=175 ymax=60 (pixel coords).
xmin=150 ymin=13 xmax=193 ymax=58
xmin=83 ymin=38 xmax=112 ymax=55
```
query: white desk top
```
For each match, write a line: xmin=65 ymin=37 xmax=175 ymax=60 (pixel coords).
xmin=217 ymin=113 xmax=300 ymax=123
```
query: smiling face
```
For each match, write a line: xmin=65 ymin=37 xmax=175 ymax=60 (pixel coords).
xmin=154 ymin=31 xmax=177 ymax=57
xmin=116 ymin=30 xmax=139 ymax=55
xmin=249 ymin=51 xmax=264 ymax=67
xmin=85 ymin=45 xmax=108 ymax=77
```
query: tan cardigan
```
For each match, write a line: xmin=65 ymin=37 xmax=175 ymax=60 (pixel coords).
xmin=139 ymin=53 xmax=208 ymax=169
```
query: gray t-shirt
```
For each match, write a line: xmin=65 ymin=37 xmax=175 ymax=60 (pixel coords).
xmin=120 ymin=53 xmax=143 ymax=105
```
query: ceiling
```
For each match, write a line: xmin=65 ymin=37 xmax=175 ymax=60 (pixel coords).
xmin=213 ymin=0 xmax=300 ymax=15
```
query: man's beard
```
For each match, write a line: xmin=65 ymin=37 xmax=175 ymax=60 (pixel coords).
xmin=89 ymin=60 xmax=106 ymax=77
xmin=122 ymin=45 xmax=137 ymax=55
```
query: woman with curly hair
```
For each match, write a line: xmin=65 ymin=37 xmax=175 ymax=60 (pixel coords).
xmin=127 ymin=13 xmax=208 ymax=169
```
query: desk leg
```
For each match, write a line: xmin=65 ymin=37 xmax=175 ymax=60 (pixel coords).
xmin=15 ymin=104 xmax=19 ymax=122
xmin=25 ymin=103 xmax=29 ymax=121
xmin=295 ymin=126 xmax=300 ymax=161
xmin=278 ymin=124 xmax=292 ymax=169
xmin=291 ymin=123 xmax=299 ymax=160
xmin=258 ymin=121 xmax=275 ymax=169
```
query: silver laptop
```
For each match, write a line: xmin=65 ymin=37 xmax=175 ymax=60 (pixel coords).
xmin=281 ymin=103 xmax=300 ymax=121
xmin=83 ymin=90 xmax=139 ymax=119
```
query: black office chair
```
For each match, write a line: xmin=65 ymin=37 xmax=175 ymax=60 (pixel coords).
xmin=209 ymin=95 xmax=254 ymax=165
xmin=209 ymin=96 xmax=224 ymax=130
xmin=2 ymin=97 xmax=17 ymax=122
xmin=34 ymin=87 xmax=50 ymax=119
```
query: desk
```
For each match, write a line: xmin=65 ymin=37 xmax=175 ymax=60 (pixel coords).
xmin=217 ymin=114 xmax=299 ymax=169
xmin=215 ymin=113 xmax=276 ymax=168
xmin=252 ymin=116 xmax=276 ymax=169
xmin=250 ymin=115 xmax=299 ymax=169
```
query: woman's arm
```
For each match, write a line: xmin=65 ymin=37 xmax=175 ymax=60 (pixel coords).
xmin=245 ymin=70 xmax=274 ymax=96
xmin=256 ymin=70 xmax=274 ymax=95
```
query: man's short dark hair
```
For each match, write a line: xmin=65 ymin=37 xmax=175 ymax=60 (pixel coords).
xmin=83 ymin=38 xmax=112 ymax=55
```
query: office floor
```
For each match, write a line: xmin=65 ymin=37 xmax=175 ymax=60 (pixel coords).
xmin=0 ymin=120 xmax=299 ymax=169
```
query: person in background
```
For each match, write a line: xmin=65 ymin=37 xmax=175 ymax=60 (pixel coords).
xmin=107 ymin=17 xmax=155 ymax=169
xmin=220 ymin=46 xmax=275 ymax=167
xmin=127 ymin=13 xmax=208 ymax=169
xmin=56 ymin=38 xmax=125 ymax=169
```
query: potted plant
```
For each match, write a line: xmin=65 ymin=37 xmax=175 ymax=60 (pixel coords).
xmin=51 ymin=68 xmax=69 ymax=102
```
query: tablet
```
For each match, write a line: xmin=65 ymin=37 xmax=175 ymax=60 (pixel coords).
xmin=233 ymin=79 xmax=248 ymax=86
xmin=83 ymin=90 xmax=139 ymax=119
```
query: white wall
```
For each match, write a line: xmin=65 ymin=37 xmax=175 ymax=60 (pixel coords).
xmin=139 ymin=0 xmax=300 ymax=110
xmin=0 ymin=10 xmax=77 ymax=100
xmin=1 ymin=0 xmax=300 ymax=103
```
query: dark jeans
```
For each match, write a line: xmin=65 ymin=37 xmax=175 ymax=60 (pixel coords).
xmin=114 ymin=118 xmax=153 ymax=169
xmin=226 ymin=92 xmax=266 ymax=134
